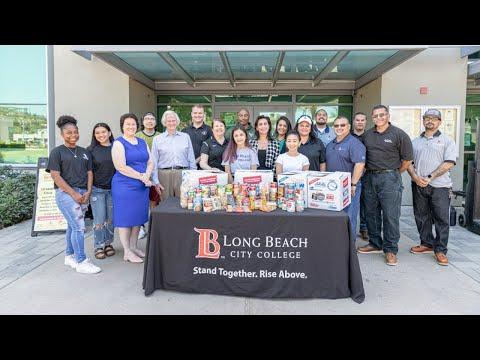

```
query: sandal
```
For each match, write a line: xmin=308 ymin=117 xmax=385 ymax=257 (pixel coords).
xmin=104 ymin=245 xmax=116 ymax=257
xmin=95 ymin=248 xmax=106 ymax=259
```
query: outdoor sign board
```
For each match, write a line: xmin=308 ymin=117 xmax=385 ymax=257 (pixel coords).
xmin=31 ymin=157 xmax=67 ymax=236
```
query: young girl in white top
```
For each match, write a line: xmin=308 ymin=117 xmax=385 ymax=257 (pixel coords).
xmin=275 ymin=130 xmax=310 ymax=174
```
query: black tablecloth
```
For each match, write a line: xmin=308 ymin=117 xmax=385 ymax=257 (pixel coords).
xmin=143 ymin=198 xmax=365 ymax=303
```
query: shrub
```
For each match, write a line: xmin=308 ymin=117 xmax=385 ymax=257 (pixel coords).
xmin=0 ymin=166 xmax=36 ymax=229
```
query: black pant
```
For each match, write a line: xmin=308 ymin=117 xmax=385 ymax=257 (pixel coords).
xmin=411 ymin=183 xmax=450 ymax=254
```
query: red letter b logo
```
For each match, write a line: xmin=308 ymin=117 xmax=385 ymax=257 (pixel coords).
xmin=194 ymin=228 xmax=221 ymax=259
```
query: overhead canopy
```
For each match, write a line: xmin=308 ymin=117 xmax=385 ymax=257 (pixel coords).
xmin=72 ymin=45 xmax=427 ymax=91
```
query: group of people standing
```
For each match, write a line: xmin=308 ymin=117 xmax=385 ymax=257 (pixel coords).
xmin=47 ymin=103 xmax=456 ymax=274
xmin=47 ymin=112 xmax=163 ymax=273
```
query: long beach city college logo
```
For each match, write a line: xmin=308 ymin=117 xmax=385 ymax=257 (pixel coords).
xmin=194 ymin=227 xmax=221 ymax=259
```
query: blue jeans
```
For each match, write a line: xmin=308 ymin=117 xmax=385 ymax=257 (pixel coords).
xmin=364 ymin=171 xmax=403 ymax=254
xmin=343 ymin=181 xmax=362 ymax=241
xmin=55 ymin=188 xmax=88 ymax=263
xmin=90 ymin=186 xmax=114 ymax=250
xmin=359 ymin=176 xmax=367 ymax=231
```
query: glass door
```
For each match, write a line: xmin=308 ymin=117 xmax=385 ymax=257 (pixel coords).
xmin=253 ymin=105 xmax=294 ymax=136
xmin=214 ymin=105 xmax=254 ymax=134
xmin=214 ymin=105 xmax=294 ymax=137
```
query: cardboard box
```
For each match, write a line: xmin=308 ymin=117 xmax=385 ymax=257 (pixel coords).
xmin=182 ymin=170 xmax=228 ymax=187
xmin=306 ymin=172 xmax=351 ymax=211
xmin=234 ymin=170 xmax=274 ymax=186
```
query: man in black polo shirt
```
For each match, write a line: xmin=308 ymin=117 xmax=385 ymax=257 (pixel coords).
xmin=182 ymin=104 xmax=213 ymax=169
xmin=351 ymin=111 xmax=367 ymax=142
xmin=357 ymin=105 xmax=413 ymax=266
xmin=351 ymin=112 xmax=368 ymax=240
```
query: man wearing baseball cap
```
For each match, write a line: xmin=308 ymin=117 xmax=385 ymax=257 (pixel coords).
xmin=407 ymin=108 xmax=457 ymax=266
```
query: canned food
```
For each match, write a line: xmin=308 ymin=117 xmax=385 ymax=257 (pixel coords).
xmin=286 ymin=200 xmax=296 ymax=212
xmin=210 ymin=185 xmax=218 ymax=196
xmin=241 ymin=184 xmax=248 ymax=195
xmin=269 ymin=189 xmax=277 ymax=202
xmin=194 ymin=196 xmax=203 ymax=212
xmin=295 ymin=200 xmax=305 ymax=212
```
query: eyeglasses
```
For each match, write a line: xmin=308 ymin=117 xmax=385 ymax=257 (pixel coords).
xmin=423 ymin=116 xmax=440 ymax=122
xmin=333 ymin=124 xmax=348 ymax=128
xmin=372 ymin=113 xmax=388 ymax=119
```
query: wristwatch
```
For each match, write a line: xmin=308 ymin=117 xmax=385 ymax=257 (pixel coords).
xmin=352 ymin=183 xmax=357 ymax=187
xmin=427 ymin=175 xmax=432 ymax=179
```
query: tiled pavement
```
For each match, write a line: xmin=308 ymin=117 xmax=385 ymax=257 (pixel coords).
xmin=400 ymin=207 xmax=480 ymax=283
xmin=0 ymin=220 xmax=92 ymax=289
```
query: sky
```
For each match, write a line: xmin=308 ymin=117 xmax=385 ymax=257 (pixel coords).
xmin=0 ymin=45 xmax=47 ymax=114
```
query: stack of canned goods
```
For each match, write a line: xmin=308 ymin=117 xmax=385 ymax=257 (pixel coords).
xmin=277 ymin=182 xmax=305 ymax=213
xmin=180 ymin=181 xmax=306 ymax=213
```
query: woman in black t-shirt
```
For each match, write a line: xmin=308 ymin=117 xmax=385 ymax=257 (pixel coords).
xmin=199 ymin=118 xmax=228 ymax=171
xmin=87 ymin=123 xmax=116 ymax=260
xmin=46 ymin=116 xmax=101 ymax=274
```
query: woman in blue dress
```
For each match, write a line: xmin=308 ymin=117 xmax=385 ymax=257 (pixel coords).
xmin=111 ymin=113 xmax=157 ymax=263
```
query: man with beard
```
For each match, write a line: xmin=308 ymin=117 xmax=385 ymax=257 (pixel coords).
xmin=312 ymin=109 xmax=336 ymax=146
xmin=407 ymin=109 xmax=457 ymax=266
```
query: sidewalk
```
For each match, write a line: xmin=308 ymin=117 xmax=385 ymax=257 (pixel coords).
xmin=0 ymin=207 xmax=479 ymax=314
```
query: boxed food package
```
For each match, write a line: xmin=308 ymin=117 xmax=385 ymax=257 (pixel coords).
xmin=306 ymin=172 xmax=351 ymax=211
xmin=182 ymin=170 xmax=228 ymax=187
xmin=234 ymin=170 xmax=273 ymax=187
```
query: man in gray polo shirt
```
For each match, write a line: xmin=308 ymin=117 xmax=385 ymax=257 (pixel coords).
xmin=357 ymin=105 xmax=413 ymax=266
xmin=407 ymin=109 xmax=457 ymax=266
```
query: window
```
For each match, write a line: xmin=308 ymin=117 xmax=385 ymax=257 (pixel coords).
xmin=157 ymin=105 xmax=213 ymax=131
xmin=0 ymin=45 xmax=47 ymax=165
xmin=464 ymin=103 xmax=480 ymax=190
xmin=295 ymin=95 xmax=353 ymax=126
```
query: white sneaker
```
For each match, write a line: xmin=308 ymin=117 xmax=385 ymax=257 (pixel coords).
xmin=75 ymin=258 xmax=102 ymax=274
xmin=138 ymin=226 xmax=146 ymax=240
xmin=64 ymin=255 xmax=78 ymax=269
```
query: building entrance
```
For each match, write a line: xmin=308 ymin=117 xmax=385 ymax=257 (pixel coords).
xmin=214 ymin=105 xmax=294 ymax=135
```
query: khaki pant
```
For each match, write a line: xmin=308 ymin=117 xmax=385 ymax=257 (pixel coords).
xmin=158 ymin=169 xmax=183 ymax=202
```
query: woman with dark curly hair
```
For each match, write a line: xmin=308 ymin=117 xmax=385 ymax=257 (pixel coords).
xmin=46 ymin=115 xmax=101 ymax=274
